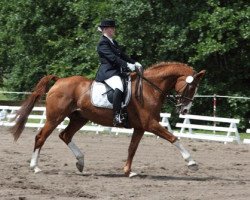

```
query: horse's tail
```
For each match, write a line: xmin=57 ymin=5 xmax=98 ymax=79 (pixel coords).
xmin=10 ymin=75 xmax=59 ymax=141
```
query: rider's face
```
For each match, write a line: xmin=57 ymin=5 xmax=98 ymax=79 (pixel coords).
xmin=104 ymin=27 xmax=115 ymax=38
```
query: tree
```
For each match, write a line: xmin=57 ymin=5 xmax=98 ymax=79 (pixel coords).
xmin=0 ymin=0 xmax=249 ymax=129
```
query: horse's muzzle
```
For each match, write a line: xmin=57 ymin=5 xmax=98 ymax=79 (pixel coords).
xmin=181 ymin=108 xmax=189 ymax=115
xmin=176 ymin=103 xmax=191 ymax=115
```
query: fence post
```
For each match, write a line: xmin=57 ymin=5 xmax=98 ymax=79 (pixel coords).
xmin=213 ymin=94 xmax=217 ymax=134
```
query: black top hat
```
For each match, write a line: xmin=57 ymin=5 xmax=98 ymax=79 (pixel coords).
xmin=98 ymin=19 xmax=116 ymax=28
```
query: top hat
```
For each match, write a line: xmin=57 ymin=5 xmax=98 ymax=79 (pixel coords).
xmin=98 ymin=19 xmax=116 ymax=28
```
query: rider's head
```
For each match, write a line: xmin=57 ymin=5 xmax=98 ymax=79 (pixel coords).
xmin=98 ymin=19 xmax=116 ymax=38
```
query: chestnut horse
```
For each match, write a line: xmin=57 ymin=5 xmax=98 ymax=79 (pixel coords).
xmin=11 ymin=62 xmax=205 ymax=177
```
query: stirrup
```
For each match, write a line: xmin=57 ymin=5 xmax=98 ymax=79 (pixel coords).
xmin=113 ymin=114 xmax=123 ymax=126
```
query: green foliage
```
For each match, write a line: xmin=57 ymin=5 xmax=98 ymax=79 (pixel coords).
xmin=188 ymin=1 xmax=249 ymax=95
xmin=0 ymin=0 xmax=249 ymax=129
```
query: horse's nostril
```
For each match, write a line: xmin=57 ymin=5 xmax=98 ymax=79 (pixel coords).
xmin=182 ymin=109 xmax=188 ymax=115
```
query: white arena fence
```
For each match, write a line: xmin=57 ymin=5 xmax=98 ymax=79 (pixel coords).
xmin=244 ymin=121 xmax=250 ymax=144
xmin=0 ymin=106 xmax=171 ymax=136
xmin=174 ymin=114 xmax=241 ymax=144
xmin=0 ymin=105 xmax=249 ymax=144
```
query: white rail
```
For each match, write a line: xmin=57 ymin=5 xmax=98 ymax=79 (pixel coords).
xmin=1 ymin=105 xmax=248 ymax=144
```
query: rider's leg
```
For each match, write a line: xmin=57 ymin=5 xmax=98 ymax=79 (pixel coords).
xmin=104 ymin=75 xmax=124 ymax=126
xmin=113 ymin=88 xmax=123 ymax=126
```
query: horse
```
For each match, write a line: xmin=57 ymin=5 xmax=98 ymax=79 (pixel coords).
xmin=11 ymin=62 xmax=206 ymax=177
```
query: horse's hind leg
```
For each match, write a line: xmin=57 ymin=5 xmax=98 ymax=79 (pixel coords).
xmin=124 ymin=129 xmax=144 ymax=177
xmin=59 ymin=111 xmax=89 ymax=173
xmin=30 ymin=120 xmax=61 ymax=173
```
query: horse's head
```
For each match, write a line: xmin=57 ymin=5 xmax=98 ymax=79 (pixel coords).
xmin=175 ymin=70 xmax=206 ymax=114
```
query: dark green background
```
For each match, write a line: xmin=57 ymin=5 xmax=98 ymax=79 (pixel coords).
xmin=0 ymin=0 xmax=249 ymax=129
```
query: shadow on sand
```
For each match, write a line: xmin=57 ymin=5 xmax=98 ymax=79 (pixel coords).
xmin=45 ymin=170 xmax=250 ymax=183
xmin=90 ymin=173 xmax=250 ymax=183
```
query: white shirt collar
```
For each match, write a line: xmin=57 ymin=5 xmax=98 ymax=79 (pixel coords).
xmin=103 ymin=33 xmax=114 ymax=44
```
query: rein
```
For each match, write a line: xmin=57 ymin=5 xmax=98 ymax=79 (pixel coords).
xmin=135 ymin=67 xmax=144 ymax=103
xmin=135 ymin=68 xmax=177 ymax=105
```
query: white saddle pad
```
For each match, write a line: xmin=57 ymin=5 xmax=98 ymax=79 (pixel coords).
xmin=91 ymin=77 xmax=131 ymax=109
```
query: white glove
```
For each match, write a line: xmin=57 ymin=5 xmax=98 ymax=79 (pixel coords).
xmin=127 ymin=63 xmax=136 ymax=71
xmin=135 ymin=62 xmax=142 ymax=68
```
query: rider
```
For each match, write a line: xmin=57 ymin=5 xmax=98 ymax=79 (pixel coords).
xmin=95 ymin=19 xmax=142 ymax=126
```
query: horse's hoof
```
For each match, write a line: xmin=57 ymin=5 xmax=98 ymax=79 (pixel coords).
xmin=129 ymin=171 xmax=138 ymax=178
xmin=188 ymin=163 xmax=199 ymax=171
xmin=34 ymin=166 xmax=42 ymax=174
xmin=76 ymin=161 xmax=84 ymax=172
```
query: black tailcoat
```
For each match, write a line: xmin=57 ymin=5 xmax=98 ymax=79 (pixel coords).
xmin=95 ymin=35 xmax=135 ymax=82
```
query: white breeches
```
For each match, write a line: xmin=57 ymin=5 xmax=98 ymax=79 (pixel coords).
xmin=104 ymin=75 xmax=124 ymax=92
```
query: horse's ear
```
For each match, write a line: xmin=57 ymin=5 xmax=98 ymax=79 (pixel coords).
xmin=194 ymin=70 xmax=206 ymax=80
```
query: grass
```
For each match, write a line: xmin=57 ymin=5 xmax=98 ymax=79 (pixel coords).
xmin=239 ymin=133 xmax=250 ymax=140
xmin=0 ymin=93 xmax=8 ymax=100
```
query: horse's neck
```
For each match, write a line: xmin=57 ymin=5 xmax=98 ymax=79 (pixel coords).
xmin=144 ymin=65 xmax=193 ymax=91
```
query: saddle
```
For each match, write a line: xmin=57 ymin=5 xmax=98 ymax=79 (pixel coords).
xmin=91 ymin=76 xmax=131 ymax=109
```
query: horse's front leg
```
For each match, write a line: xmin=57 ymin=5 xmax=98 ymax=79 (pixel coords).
xmin=173 ymin=140 xmax=197 ymax=169
xmin=124 ymin=129 xmax=144 ymax=177
xmin=148 ymin=120 xmax=198 ymax=170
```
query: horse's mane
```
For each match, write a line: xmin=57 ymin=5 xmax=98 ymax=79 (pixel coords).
xmin=145 ymin=62 xmax=194 ymax=77
xmin=147 ymin=61 xmax=193 ymax=71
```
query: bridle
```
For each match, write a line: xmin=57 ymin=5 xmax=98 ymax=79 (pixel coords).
xmin=175 ymin=77 xmax=199 ymax=108
xmin=135 ymin=67 xmax=198 ymax=107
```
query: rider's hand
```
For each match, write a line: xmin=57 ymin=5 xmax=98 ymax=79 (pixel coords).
xmin=127 ymin=63 xmax=136 ymax=71
xmin=135 ymin=62 xmax=142 ymax=68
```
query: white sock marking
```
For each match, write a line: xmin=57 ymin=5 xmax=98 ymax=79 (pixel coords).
xmin=30 ymin=149 xmax=40 ymax=169
xmin=173 ymin=141 xmax=196 ymax=165
xmin=68 ymin=141 xmax=84 ymax=160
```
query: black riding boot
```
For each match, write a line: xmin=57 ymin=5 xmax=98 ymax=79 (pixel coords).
xmin=113 ymin=89 xmax=123 ymax=126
